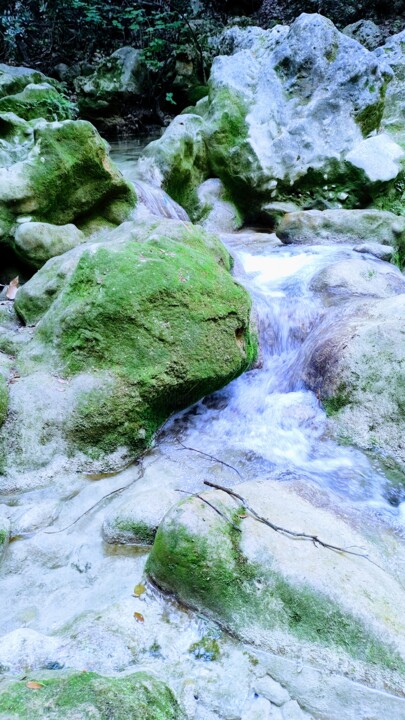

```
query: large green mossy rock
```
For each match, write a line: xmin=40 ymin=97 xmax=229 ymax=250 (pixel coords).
xmin=147 ymin=479 xmax=405 ymax=690
xmin=3 ymin=218 xmax=255 ymax=475
xmin=0 ymin=671 xmax=185 ymax=720
xmin=0 ymin=116 xmax=136 ymax=259
xmin=141 ymin=15 xmax=405 ymax=223
xmin=0 ymin=83 xmax=74 ymax=122
xmin=31 ymin=221 xmax=255 ymax=457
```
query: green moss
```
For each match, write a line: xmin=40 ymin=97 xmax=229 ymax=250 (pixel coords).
xmin=0 ymin=671 xmax=185 ymax=719
xmin=114 ymin=520 xmax=157 ymax=545
xmin=322 ymin=387 xmax=351 ymax=416
xmin=207 ymin=88 xmax=261 ymax=217
xmin=0 ymin=528 xmax=8 ymax=545
xmin=28 ymin=119 xmax=136 ymax=226
xmin=355 ymin=96 xmax=385 ymax=137
xmin=0 ymin=84 xmax=75 ymax=122
xmin=0 ymin=376 xmax=8 ymax=427
xmin=189 ymin=634 xmax=221 ymax=661
xmin=147 ymin=502 xmax=404 ymax=672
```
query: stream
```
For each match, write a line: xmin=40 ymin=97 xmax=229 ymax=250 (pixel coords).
xmin=0 ymin=139 xmax=404 ymax=719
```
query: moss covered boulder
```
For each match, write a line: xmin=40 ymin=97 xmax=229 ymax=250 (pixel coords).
xmin=0 ymin=64 xmax=53 ymax=98
xmin=0 ymin=115 xmax=136 ymax=257
xmin=0 ymin=83 xmax=73 ymax=122
xmin=148 ymin=479 xmax=405 ymax=691
xmin=140 ymin=14 xmax=404 ymax=223
xmin=2 ymin=218 xmax=255 ymax=476
xmin=0 ymin=671 xmax=185 ymax=719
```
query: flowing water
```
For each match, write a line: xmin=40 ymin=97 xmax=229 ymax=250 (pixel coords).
xmin=1 ymin=141 xmax=404 ymax=719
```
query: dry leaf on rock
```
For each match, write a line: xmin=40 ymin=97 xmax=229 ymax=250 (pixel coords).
xmin=6 ymin=276 xmax=19 ymax=300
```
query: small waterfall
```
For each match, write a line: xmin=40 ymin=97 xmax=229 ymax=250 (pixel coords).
xmin=168 ymin=242 xmax=391 ymax=506
xmin=133 ymin=179 xmax=189 ymax=222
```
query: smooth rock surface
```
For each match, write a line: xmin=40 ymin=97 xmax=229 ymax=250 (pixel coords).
xmin=309 ymin=256 xmax=405 ymax=300
xmin=276 ymin=209 xmax=405 ymax=249
xmin=13 ymin=222 xmax=85 ymax=268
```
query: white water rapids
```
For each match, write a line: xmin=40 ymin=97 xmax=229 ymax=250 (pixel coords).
xmin=0 ymin=141 xmax=404 ymax=719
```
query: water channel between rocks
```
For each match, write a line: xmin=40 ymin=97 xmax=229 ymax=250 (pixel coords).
xmin=0 ymin=139 xmax=404 ymax=720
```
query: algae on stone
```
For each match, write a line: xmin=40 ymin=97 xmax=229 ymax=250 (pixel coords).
xmin=0 ymin=671 xmax=185 ymax=720
xmin=0 ymin=83 xmax=74 ymax=122
xmin=147 ymin=481 xmax=405 ymax=684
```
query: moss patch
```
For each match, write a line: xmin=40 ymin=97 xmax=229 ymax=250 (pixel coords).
xmin=0 ymin=376 xmax=8 ymax=427
xmin=147 ymin=500 xmax=404 ymax=672
xmin=28 ymin=120 xmax=136 ymax=226
xmin=0 ymin=671 xmax=185 ymax=719
xmin=0 ymin=84 xmax=75 ymax=122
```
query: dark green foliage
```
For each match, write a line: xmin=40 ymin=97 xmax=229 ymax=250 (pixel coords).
xmin=0 ymin=1 xmax=223 ymax=112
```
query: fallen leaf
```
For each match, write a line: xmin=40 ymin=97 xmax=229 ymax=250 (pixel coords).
xmin=134 ymin=612 xmax=145 ymax=623
xmin=133 ymin=583 xmax=146 ymax=598
xmin=26 ymin=681 xmax=44 ymax=690
xmin=6 ymin=276 xmax=19 ymax=300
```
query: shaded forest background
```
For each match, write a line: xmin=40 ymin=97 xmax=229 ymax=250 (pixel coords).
xmin=0 ymin=0 xmax=403 ymax=130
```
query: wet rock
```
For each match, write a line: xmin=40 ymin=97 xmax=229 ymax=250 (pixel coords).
xmin=376 ymin=30 xmax=405 ymax=150
xmin=102 ymin=486 xmax=179 ymax=546
xmin=300 ymin=295 xmax=405 ymax=470
xmin=2 ymin=218 xmax=256 ymax=476
xmin=309 ymin=257 xmax=405 ymax=300
xmin=0 ymin=670 xmax=185 ymax=719
xmin=342 ymin=20 xmax=384 ymax=50
xmin=75 ymin=47 xmax=147 ymax=117
xmin=13 ymin=222 xmax=85 ymax=269
xmin=141 ymin=114 xmax=208 ymax=221
xmin=0 ymin=64 xmax=52 ymax=98
xmin=147 ymin=479 xmax=405 ymax=692
xmin=276 ymin=209 xmax=405 ymax=252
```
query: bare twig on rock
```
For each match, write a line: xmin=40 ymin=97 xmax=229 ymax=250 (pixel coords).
xmin=203 ymin=480 xmax=378 ymax=563
xmin=176 ymin=439 xmax=242 ymax=477
xmin=176 ymin=489 xmax=242 ymax=532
